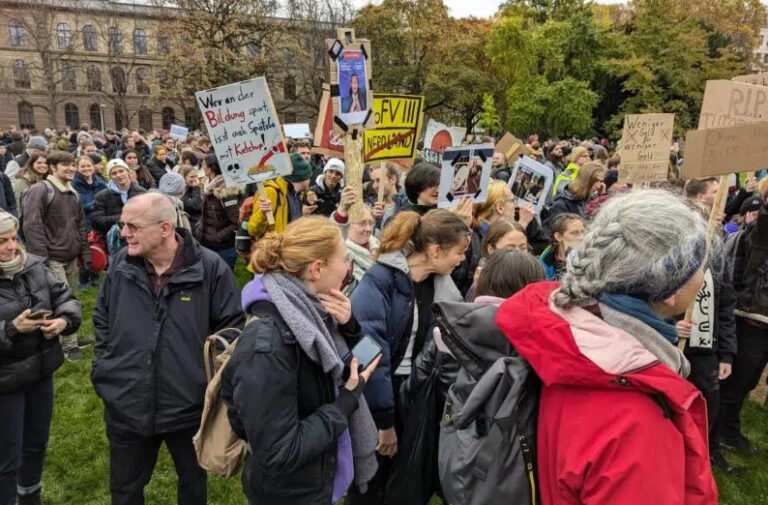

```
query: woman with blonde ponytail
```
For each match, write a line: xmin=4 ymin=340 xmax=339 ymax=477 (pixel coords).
xmin=496 ymin=189 xmax=718 ymax=505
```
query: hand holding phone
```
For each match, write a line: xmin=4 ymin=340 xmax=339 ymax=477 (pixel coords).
xmin=342 ymin=335 xmax=383 ymax=386
xmin=28 ymin=309 xmax=53 ymax=320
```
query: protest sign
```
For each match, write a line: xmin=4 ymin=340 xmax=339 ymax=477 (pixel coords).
xmin=508 ymin=156 xmax=553 ymax=215
xmin=326 ymin=28 xmax=375 ymax=134
xmin=312 ymin=85 xmax=345 ymax=159
xmin=683 ymin=122 xmax=768 ymax=178
xmin=697 ymin=80 xmax=768 ymax=130
xmin=495 ymin=132 xmax=527 ymax=162
xmin=196 ymin=76 xmax=291 ymax=187
xmin=617 ymin=113 xmax=675 ymax=184
xmin=437 ymin=144 xmax=493 ymax=208
xmin=363 ymin=94 xmax=424 ymax=162
xmin=169 ymin=124 xmax=188 ymax=141
xmin=283 ymin=123 xmax=311 ymax=139
xmin=733 ymin=72 xmax=768 ymax=87
xmin=423 ymin=119 xmax=466 ymax=164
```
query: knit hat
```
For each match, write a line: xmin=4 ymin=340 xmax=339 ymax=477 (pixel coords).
xmin=77 ymin=131 xmax=92 ymax=144
xmin=27 ymin=136 xmax=47 ymax=151
xmin=56 ymin=139 xmax=68 ymax=151
xmin=159 ymin=172 xmax=186 ymax=197
xmin=0 ymin=210 xmax=18 ymax=235
xmin=323 ymin=158 xmax=345 ymax=176
xmin=106 ymin=158 xmax=130 ymax=175
xmin=284 ymin=153 xmax=312 ymax=182
xmin=561 ymin=145 xmax=573 ymax=157
xmin=604 ymin=170 xmax=619 ymax=190
xmin=740 ymin=196 xmax=762 ymax=215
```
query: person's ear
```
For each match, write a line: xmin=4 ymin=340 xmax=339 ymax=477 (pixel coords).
xmin=486 ymin=244 xmax=495 ymax=256
xmin=495 ymin=202 xmax=505 ymax=216
xmin=307 ymin=258 xmax=324 ymax=281
xmin=553 ymin=231 xmax=563 ymax=243
xmin=426 ymin=243 xmax=441 ymax=261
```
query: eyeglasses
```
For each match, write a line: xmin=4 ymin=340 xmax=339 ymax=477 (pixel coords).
xmin=118 ymin=220 xmax=164 ymax=233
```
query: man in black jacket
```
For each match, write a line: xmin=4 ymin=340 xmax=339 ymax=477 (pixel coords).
xmin=91 ymin=193 xmax=244 ymax=505
xmin=310 ymin=158 xmax=344 ymax=216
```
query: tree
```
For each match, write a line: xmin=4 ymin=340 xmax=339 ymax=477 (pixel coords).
xmin=477 ymin=93 xmax=501 ymax=134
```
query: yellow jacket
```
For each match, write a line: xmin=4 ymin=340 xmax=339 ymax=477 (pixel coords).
xmin=247 ymin=177 xmax=290 ymax=238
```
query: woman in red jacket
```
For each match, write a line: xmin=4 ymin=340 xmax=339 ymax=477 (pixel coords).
xmin=496 ymin=189 xmax=717 ymax=505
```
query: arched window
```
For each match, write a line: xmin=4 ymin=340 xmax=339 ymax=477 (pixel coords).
xmin=108 ymin=27 xmax=122 ymax=54
xmin=13 ymin=60 xmax=30 ymax=89
xmin=9 ymin=20 xmax=25 ymax=46
xmin=138 ymin=109 xmax=153 ymax=131
xmin=64 ymin=103 xmax=79 ymax=129
xmin=156 ymin=69 xmax=169 ymax=89
xmin=111 ymin=66 xmax=126 ymax=93
xmin=133 ymin=28 xmax=147 ymax=55
xmin=89 ymin=103 xmax=101 ymax=129
xmin=157 ymin=37 xmax=170 ymax=55
xmin=83 ymin=25 xmax=97 ymax=51
xmin=18 ymin=102 xmax=34 ymax=129
xmin=56 ymin=23 xmax=71 ymax=49
xmin=135 ymin=67 xmax=149 ymax=94
xmin=114 ymin=106 xmax=126 ymax=130
xmin=283 ymin=75 xmax=296 ymax=100
xmin=61 ymin=62 xmax=76 ymax=91
xmin=246 ymin=41 xmax=260 ymax=58
xmin=161 ymin=107 xmax=175 ymax=130
xmin=86 ymin=65 xmax=101 ymax=91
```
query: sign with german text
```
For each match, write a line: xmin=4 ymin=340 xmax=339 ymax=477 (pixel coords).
xmin=684 ymin=122 xmax=768 ymax=178
xmin=698 ymin=80 xmax=768 ymax=130
xmin=363 ymin=94 xmax=423 ymax=162
xmin=195 ymin=76 xmax=291 ymax=187
xmin=618 ymin=113 xmax=675 ymax=183
xmin=169 ymin=124 xmax=188 ymax=141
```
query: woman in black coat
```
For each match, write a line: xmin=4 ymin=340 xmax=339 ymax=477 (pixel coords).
xmin=0 ymin=210 xmax=82 ymax=505
xmin=179 ymin=166 xmax=203 ymax=228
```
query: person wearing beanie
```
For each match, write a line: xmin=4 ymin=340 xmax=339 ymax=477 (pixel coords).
xmin=90 ymin=158 xmax=147 ymax=237
xmin=158 ymin=172 xmax=192 ymax=231
xmin=310 ymin=157 xmax=345 ymax=216
xmin=247 ymin=152 xmax=313 ymax=240
xmin=5 ymin=136 xmax=48 ymax=180
xmin=0 ymin=208 xmax=82 ymax=505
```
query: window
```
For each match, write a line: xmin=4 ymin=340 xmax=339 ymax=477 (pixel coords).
xmin=13 ymin=60 xmax=30 ymax=89
xmin=135 ymin=67 xmax=150 ymax=94
xmin=284 ymin=112 xmax=296 ymax=123
xmin=283 ymin=76 xmax=296 ymax=100
xmin=185 ymin=107 xmax=198 ymax=128
xmin=83 ymin=25 xmax=97 ymax=51
xmin=57 ymin=23 xmax=71 ymax=49
xmin=18 ymin=102 xmax=34 ymax=129
xmin=246 ymin=41 xmax=260 ymax=58
xmin=64 ymin=103 xmax=79 ymax=129
xmin=61 ymin=62 xmax=76 ymax=91
xmin=133 ymin=29 xmax=147 ymax=55
xmin=138 ymin=109 xmax=153 ymax=131
xmin=108 ymin=27 xmax=122 ymax=54
xmin=89 ymin=103 xmax=101 ymax=129
xmin=86 ymin=65 xmax=101 ymax=91
xmin=161 ymin=106 xmax=175 ymax=130
xmin=156 ymin=69 xmax=169 ymax=89
xmin=157 ymin=36 xmax=170 ymax=55
xmin=114 ymin=106 xmax=126 ymax=130
xmin=111 ymin=66 xmax=126 ymax=93
xmin=9 ymin=20 xmax=25 ymax=46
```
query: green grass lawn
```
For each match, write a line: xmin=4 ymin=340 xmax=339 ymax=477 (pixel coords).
xmin=40 ymin=259 xmax=768 ymax=504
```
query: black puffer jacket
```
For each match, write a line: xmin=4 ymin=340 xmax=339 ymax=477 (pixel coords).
xmin=182 ymin=186 xmax=203 ymax=228
xmin=0 ymin=253 xmax=82 ymax=393
xmin=90 ymin=184 xmax=147 ymax=235
xmin=222 ymin=300 xmax=365 ymax=505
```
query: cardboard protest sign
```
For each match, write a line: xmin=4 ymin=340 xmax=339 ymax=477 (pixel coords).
xmin=363 ymin=94 xmax=424 ymax=162
xmin=312 ymin=85 xmax=345 ymax=159
xmin=437 ymin=144 xmax=493 ymax=208
xmin=617 ymin=113 xmax=675 ymax=184
xmin=326 ymin=28 xmax=375 ymax=134
xmin=683 ymin=122 xmax=768 ymax=178
xmin=733 ymin=72 xmax=768 ymax=87
xmin=698 ymin=80 xmax=768 ymax=130
xmin=283 ymin=123 xmax=311 ymax=139
xmin=169 ymin=124 xmax=188 ymax=141
xmin=495 ymin=132 xmax=527 ymax=162
xmin=508 ymin=156 xmax=553 ymax=215
xmin=196 ymin=76 xmax=291 ymax=187
xmin=423 ymin=119 xmax=466 ymax=164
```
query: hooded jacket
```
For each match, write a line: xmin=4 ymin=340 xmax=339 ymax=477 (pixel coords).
xmin=90 ymin=183 xmax=147 ymax=235
xmin=350 ymin=250 xmax=462 ymax=429
xmin=496 ymin=283 xmax=717 ymax=505
xmin=247 ymin=177 xmax=300 ymax=239
xmin=194 ymin=176 xmax=241 ymax=251
xmin=72 ymin=172 xmax=108 ymax=230
xmin=730 ymin=201 xmax=768 ymax=323
xmin=310 ymin=173 xmax=343 ymax=217
xmin=549 ymin=186 xmax=585 ymax=219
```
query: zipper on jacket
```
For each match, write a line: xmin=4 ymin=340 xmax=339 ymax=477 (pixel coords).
xmin=433 ymin=309 xmax=485 ymax=374
xmin=519 ymin=434 xmax=536 ymax=505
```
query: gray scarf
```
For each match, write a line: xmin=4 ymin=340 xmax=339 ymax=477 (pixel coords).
xmin=263 ymin=271 xmax=379 ymax=490
xmin=0 ymin=246 xmax=26 ymax=279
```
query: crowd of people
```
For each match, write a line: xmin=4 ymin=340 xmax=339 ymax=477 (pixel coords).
xmin=0 ymin=122 xmax=764 ymax=505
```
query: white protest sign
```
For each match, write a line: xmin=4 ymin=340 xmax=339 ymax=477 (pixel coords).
xmin=508 ymin=156 xmax=554 ymax=215
xmin=438 ymin=144 xmax=493 ymax=208
xmin=423 ymin=119 xmax=466 ymax=164
xmin=195 ymin=76 xmax=291 ymax=187
xmin=283 ymin=123 xmax=311 ymax=139
xmin=618 ymin=113 xmax=675 ymax=184
xmin=169 ymin=124 xmax=189 ymax=141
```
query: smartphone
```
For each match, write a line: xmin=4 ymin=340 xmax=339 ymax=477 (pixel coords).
xmin=28 ymin=309 xmax=52 ymax=320
xmin=343 ymin=335 xmax=383 ymax=372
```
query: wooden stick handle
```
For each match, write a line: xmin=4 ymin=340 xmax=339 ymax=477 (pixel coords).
xmin=257 ymin=182 xmax=275 ymax=225
xmin=377 ymin=163 xmax=386 ymax=203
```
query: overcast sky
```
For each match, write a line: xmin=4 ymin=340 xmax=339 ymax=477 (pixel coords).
xmin=352 ymin=0 xmax=623 ymax=18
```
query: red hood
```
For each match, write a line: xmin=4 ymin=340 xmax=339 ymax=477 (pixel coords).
xmin=496 ymin=282 xmax=701 ymax=410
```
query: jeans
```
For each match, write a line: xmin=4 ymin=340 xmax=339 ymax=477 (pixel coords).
xmin=718 ymin=317 xmax=768 ymax=442
xmin=46 ymin=258 xmax=80 ymax=351
xmin=214 ymin=246 xmax=237 ymax=270
xmin=106 ymin=425 xmax=206 ymax=505
xmin=0 ymin=377 xmax=54 ymax=505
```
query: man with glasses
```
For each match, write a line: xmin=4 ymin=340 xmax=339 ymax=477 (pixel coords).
xmin=91 ymin=192 xmax=244 ymax=505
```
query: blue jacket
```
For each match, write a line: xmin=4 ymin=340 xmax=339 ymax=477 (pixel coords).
xmin=350 ymin=250 xmax=461 ymax=429
xmin=72 ymin=172 xmax=107 ymax=230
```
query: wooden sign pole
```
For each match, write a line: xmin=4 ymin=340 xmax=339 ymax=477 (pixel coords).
xmin=377 ymin=162 xmax=386 ymax=203
xmin=344 ymin=131 xmax=365 ymax=221
xmin=257 ymin=182 xmax=275 ymax=225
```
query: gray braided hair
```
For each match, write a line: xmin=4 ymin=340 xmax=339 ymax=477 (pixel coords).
xmin=554 ymin=189 xmax=708 ymax=308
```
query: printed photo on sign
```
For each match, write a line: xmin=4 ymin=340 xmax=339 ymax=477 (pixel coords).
xmin=338 ymin=50 xmax=369 ymax=126
xmin=438 ymin=144 xmax=493 ymax=208
xmin=508 ymin=156 xmax=553 ymax=215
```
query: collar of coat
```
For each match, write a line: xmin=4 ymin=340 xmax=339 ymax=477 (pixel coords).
xmin=116 ymin=228 xmax=205 ymax=288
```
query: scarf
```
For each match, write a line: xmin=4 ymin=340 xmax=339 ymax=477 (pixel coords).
xmin=262 ymin=272 xmax=378 ymax=493
xmin=108 ymin=180 xmax=129 ymax=204
xmin=0 ymin=246 xmax=26 ymax=279
xmin=598 ymin=293 xmax=680 ymax=344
